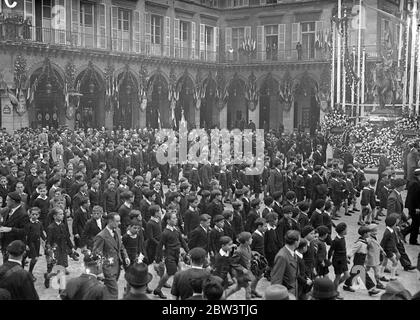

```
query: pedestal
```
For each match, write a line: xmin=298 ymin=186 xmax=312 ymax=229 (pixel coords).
xmin=105 ymin=110 xmax=113 ymax=130
xmin=219 ymin=104 xmax=227 ymax=129
xmin=195 ymin=107 xmax=200 ymax=128
xmin=65 ymin=117 xmax=75 ymax=130
xmin=139 ymin=109 xmax=147 ymax=129
xmin=282 ymin=102 xmax=294 ymax=134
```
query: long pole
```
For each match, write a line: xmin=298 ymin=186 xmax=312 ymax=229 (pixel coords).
xmin=416 ymin=25 xmax=420 ymax=115
xmin=342 ymin=9 xmax=347 ymax=112
xmin=403 ymin=13 xmax=411 ymax=112
xmin=409 ymin=0 xmax=418 ymax=115
xmin=357 ymin=0 xmax=362 ymax=120
xmin=352 ymin=46 xmax=356 ymax=117
xmin=336 ymin=0 xmax=342 ymax=106
xmin=331 ymin=25 xmax=336 ymax=108
xmin=361 ymin=48 xmax=366 ymax=118
xmin=398 ymin=0 xmax=405 ymax=67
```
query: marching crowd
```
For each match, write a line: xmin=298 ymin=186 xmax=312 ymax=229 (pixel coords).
xmin=0 ymin=126 xmax=419 ymax=301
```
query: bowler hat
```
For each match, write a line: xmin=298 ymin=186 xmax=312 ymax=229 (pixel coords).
xmin=124 ymin=262 xmax=153 ymax=287
xmin=311 ymin=278 xmax=338 ymax=300
xmin=7 ymin=191 xmax=21 ymax=203
xmin=6 ymin=240 xmax=26 ymax=256
xmin=264 ymin=284 xmax=295 ymax=300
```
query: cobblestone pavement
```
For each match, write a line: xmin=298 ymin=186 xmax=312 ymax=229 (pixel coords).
xmin=4 ymin=174 xmax=420 ymax=300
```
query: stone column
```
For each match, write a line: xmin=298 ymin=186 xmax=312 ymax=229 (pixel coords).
xmin=282 ymin=102 xmax=294 ymax=133
xmin=105 ymin=110 xmax=113 ymax=130
xmin=319 ymin=100 xmax=328 ymax=124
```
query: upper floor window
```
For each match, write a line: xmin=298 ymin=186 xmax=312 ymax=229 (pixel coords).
xmin=301 ymin=22 xmax=315 ymax=59
xmin=265 ymin=25 xmax=278 ymax=60
xmin=232 ymin=27 xmax=245 ymax=50
xmin=111 ymin=7 xmax=131 ymax=51
xmin=151 ymin=15 xmax=162 ymax=45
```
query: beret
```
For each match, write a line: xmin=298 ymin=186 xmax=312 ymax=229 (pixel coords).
xmin=213 ymin=215 xmax=225 ymax=223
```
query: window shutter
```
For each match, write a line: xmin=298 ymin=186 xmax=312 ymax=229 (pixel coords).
xmin=191 ymin=21 xmax=196 ymax=59
xmin=214 ymin=26 xmax=219 ymax=62
xmin=257 ymin=25 xmax=265 ymax=61
xmin=292 ymin=22 xmax=300 ymax=59
xmin=225 ymin=27 xmax=232 ymax=61
xmin=278 ymin=24 xmax=285 ymax=60
xmin=164 ymin=16 xmax=171 ymax=57
xmin=144 ymin=12 xmax=151 ymax=54
xmin=244 ymin=26 xmax=251 ymax=40
xmin=132 ymin=10 xmax=141 ymax=53
xmin=53 ymin=0 xmax=66 ymax=44
xmin=97 ymin=4 xmax=107 ymax=49
xmin=24 ymin=0 xmax=35 ymax=40
xmin=71 ymin=0 xmax=80 ymax=46
xmin=174 ymin=18 xmax=180 ymax=58
xmin=244 ymin=0 xmax=249 ymax=6
xmin=111 ymin=6 xmax=118 ymax=51
xmin=261 ymin=0 xmax=267 ymax=4
xmin=200 ymin=24 xmax=205 ymax=60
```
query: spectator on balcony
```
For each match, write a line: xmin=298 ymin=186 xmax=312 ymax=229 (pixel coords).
xmin=296 ymin=42 xmax=303 ymax=61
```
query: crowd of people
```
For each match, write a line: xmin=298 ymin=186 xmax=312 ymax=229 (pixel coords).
xmin=0 ymin=126 xmax=419 ymax=301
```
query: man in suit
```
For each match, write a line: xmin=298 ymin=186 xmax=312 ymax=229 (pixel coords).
xmin=404 ymin=169 xmax=420 ymax=245
xmin=387 ymin=178 xmax=406 ymax=216
xmin=0 ymin=240 xmax=39 ymax=300
xmin=271 ymin=230 xmax=300 ymax=297
xmin=81 ymin=205 xmax=106 ymax=250
xmin=0 ymin=192 xmax=29 ymax=263
xmin=310 ymin=165 xmax=327 ymax=212
xmin=267 ymin=159 xmax=284 ymax=197
xmin=72 ymin=198 xmax=91 ymax=248
xmin=93 ymin=212 xmax=130 ymax=300
xmin=312 ymin=145 xmax=324 ymax=167
xmin=406 ymin=143 xmax=419 ymax=183
xmin=188 ymin=214 xmax=210 ymax=252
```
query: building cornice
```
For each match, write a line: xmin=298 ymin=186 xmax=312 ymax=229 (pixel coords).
xmin=199 ymin=13 xmax=219 ymax=22
xmin=174 ymin=7 xmax=196 ymax=17
xmin=145 ymin=1 xmax=170 ymax=10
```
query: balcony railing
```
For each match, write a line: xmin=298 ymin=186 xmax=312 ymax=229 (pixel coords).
xmin=0 ymin=22 xmax=387 ymax=65
xmin=0 ymin=24 xmax=219 ymax=63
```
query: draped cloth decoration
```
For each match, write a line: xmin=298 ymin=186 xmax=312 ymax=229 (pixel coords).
xmin=246 ymin=72 xmax=258 ymax=112
xmin=193 ymin=69 xmax=203 ymax=110
xmin=104 ymin=63 xmax=115 ymax=113
xmin=13 ymin=53 xmax=27 ymax=116
xmin=278 ymin=69 xmax=294 ymax=112
xmin=138 ymin=64 xmax=148 ymax=112
xmin=216 ymin=69 xmax=228 ymax=111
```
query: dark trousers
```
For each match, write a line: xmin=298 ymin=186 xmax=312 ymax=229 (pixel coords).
xmin=396 ymin=241 xmax=412 ymax=268
xmin=407 ymin=211 xmax=420 ymax=244
xmin=104 ymin=267 xmax=121 ymax=300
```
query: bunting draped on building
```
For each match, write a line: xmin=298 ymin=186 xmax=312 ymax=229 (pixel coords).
xmin=245 ymin=72 xmax=258 ymax=111
xmin=139 ymin=64 xmax=148 ymax=112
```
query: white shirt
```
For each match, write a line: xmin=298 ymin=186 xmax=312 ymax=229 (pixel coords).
xmin=167 ymin=225 xmax=175 ymax=232
xmin=295 ymin=251 xmax=303 ymax=259
xmin=96 ymin=219 xmax=102 ymax=230
xmin=200 ymin=225 xmax=208 ymax=233
xmin=219 ymin=248 xmax=229 ymax=257
xmin=267 ymin=224 xmax=276 ymax=231
xmin=8 ymin=204 xmax=22 ymax=217
xmin=106 ymin=226 xmax=114 ymax=238
xmin=285 ymin=245 xmax=295 ymax=258
xmin=254 ymin=230 xmax=263 ymax=237
xmin=386 ymin=226 xmax=394 ymax=233
xmin=124 ymin=201 xmax=132 ymax=209
xmin=8 ymin=258 xmax=22 ymax=265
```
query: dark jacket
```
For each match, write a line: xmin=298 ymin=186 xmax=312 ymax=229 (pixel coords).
xmin=0 ymin=205 xmax=29 ymax=249
xmin=188 ymin=226 xmax=209 ymax=252
xmin=271 ymin=246 xmax=298 ymax=295
xmin=0 ymin=261 xmax=39 ymax=300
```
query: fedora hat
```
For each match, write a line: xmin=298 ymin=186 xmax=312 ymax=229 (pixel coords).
xmin=311 ymin=278 xmax=338 ymax=300
xmin=124 ymin=262 xmax=153 ymax=287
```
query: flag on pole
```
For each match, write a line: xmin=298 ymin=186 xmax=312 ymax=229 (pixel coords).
xmin=157 ymin=109 xmax=162 ymax=130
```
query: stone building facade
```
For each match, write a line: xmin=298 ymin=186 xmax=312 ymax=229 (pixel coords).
xmin=0 ymin=0 xmax=405 ymax=133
